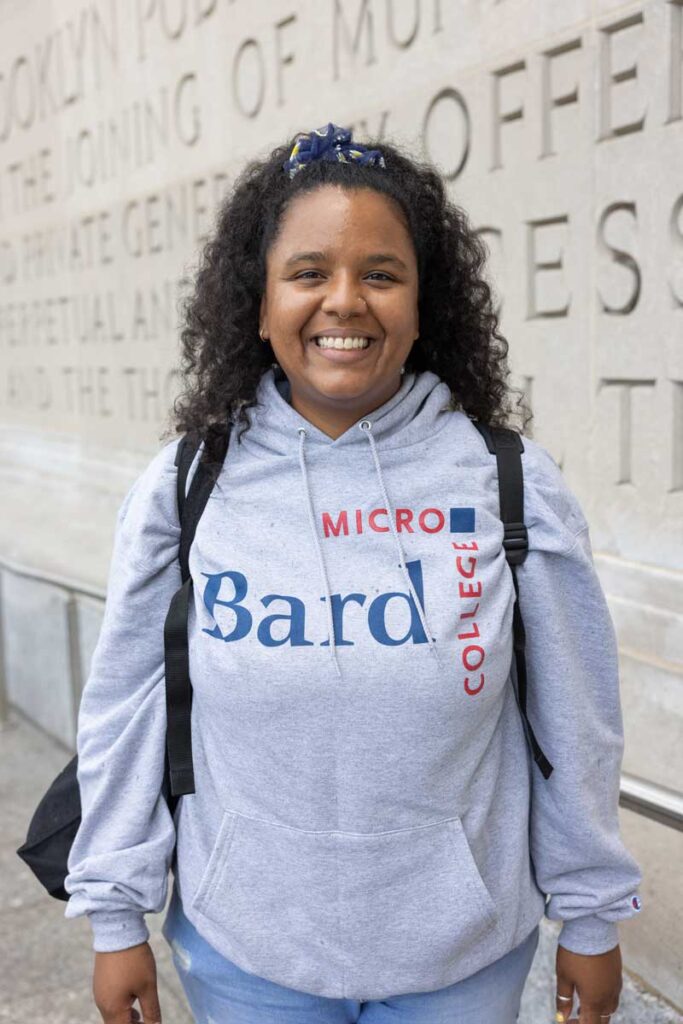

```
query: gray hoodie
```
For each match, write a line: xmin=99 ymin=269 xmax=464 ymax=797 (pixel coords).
xmin=64 ymin=366 xmax=642 ymax=1001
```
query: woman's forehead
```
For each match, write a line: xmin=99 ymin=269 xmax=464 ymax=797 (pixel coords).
xmin=271 ymin=189 xmax=412 ymax=251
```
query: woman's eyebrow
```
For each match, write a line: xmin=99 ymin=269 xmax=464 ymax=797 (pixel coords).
xmin=283 ymin=251 xmax=408 ymax=270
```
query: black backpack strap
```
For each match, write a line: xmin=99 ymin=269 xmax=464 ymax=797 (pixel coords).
xmin=178 ymin=451 xmax=225 ymax=584
xmin=174 ymin=431 xmax=202 ymax=524
xmin=164 ymin=428 xmax=232 ymax=802
xmin=472 ymin=421 xmax=554 ymax=780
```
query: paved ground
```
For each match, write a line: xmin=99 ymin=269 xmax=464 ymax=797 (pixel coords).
xmin=2 ymin=708 xmax=681 ymax=1023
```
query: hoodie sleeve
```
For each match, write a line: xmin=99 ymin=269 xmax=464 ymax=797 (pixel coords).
xmin=63 ymin=439 xmax=184 ymax=952
xmin=516 ymin=442 xmax=642 ymax=956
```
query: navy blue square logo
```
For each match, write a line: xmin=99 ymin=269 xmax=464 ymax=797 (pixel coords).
xmin=450 ymin=507 xmax=475 ymax=532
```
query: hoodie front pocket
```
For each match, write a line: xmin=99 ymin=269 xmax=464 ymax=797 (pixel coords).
xmin=190 ymin=809 xmax=240 ymax=916
xmin=189 ymin=809 xmax=345 ymax=995
xmin=339 ymin=815 xmax=498 ymax=996
xmin=189 ymin=811 xmax=498 ymax=1000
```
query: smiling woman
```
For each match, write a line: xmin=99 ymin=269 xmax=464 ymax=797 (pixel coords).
xmin=62 ymin=122 xmax=641 ymax=1024
xmin=169 ymin=121 xmax=529 ymax=466
xmin=258 ymin=185 xmax=420 ymax=437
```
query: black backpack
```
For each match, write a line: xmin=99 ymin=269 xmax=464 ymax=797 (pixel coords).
xmin=15 ymin=421 xmax=552 ymax=902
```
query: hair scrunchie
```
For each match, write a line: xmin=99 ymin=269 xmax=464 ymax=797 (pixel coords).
xmin=282 ymin=122 xmax=387 ymax=180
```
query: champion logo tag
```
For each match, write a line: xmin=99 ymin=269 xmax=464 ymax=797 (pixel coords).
xmin=631 ymin=896 xmax=642 ymax=911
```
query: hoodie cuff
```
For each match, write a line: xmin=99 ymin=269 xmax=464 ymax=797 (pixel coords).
xmin=558 ymin=916 xmax=619 ymax=955
xmin=88 ymin=909 xmax=150 ymax=952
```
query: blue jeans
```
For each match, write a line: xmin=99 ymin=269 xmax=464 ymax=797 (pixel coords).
xmin=162 ymin=884 xmax=539 ymax=1023
xmin=161 ymin=880 xmax=540 ymax=1024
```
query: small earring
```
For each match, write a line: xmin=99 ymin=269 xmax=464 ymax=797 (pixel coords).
xmin=400 ymin=366 xmax=405 ymax=375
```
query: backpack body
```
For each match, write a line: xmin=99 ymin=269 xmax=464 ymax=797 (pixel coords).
xmin=15 ymin=420 xmax=550 ymax=903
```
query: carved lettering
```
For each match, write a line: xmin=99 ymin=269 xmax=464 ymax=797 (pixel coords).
xmin=598 ymin=12 xmax=647 ymax=141
xmin=540 ymin=38 xmax=581 ymax=158
xmin=491 ymin=60 xmax=526 ymax=171
xmin=597 ymin=202 xmax=641 ymax=315
xmin=526 ymin=216 xmax=570 ymax=319
xmin=598 ymin=379 xmax=657 ymax=484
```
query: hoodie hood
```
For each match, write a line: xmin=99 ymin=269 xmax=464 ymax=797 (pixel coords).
xmin=239 ymin=366 xmax=455 ymax=678
xmin=244 ymin=364 xmax=454 ymax=455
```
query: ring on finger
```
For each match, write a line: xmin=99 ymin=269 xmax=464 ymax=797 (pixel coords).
xmin=557 ymin=995 xmax=572 ymax=1003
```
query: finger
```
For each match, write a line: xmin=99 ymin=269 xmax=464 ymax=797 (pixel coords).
xmin=104 ymin=1009 xmax=139 ymax=1024
xmin=139 ymin=988 xmax=162 ymax=1024
xmin=555 ymin=980 xmax=575 ymax=1022
xmin=555 ymin=956 xmax=575 ymax=1022
xmin=577 ymin=1008 xmax=614 ymax=1024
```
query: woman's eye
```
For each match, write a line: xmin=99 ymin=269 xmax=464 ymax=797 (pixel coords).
xmin=295 ymin=271 xmax=393 ymax=281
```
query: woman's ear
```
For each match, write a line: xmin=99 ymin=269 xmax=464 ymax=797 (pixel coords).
xmin=259 ymin=296 xmax=267 ymax=339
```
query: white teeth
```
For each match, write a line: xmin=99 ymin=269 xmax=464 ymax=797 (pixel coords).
xmin=314 ymin=336 xmax=371 ymax=350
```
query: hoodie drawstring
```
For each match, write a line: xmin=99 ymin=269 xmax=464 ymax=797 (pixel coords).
xmin=297 ymin=421 xmax=441 ymax=679
xmin=297 ymin=427 xmax=344 ymax=679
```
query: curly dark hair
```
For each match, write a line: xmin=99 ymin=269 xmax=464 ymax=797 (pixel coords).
xmin=166 ymin=128 xmax=532 ymax=466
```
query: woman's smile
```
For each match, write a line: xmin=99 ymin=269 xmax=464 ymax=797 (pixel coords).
xmin=309 ymin=334 xmax=380 ymax=362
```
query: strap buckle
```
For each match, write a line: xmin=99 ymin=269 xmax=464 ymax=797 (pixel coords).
xmin=503 ymin=521 xmax=528 ymax=566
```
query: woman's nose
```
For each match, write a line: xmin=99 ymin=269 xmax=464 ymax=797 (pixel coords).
xmin=320 ymin=274 xmax=367 ymax=317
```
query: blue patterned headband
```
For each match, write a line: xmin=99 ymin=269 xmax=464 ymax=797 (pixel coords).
xmin=282 ymin=122 xmax=386 ymax=180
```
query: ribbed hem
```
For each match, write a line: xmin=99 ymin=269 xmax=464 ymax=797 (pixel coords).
xmin=558 ymin=916 xmax=619 ymax=955
xmin=88 ymin=909 xmax=150 ymax=952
